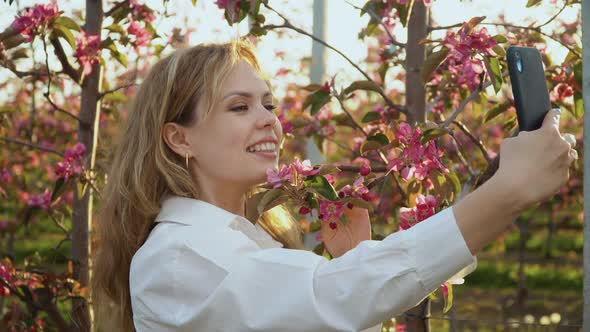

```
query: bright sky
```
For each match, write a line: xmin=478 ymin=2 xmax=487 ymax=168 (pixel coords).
xmin=0 ymin=0 xmax=580 ymax=98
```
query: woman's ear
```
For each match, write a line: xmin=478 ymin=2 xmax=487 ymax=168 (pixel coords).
xmin=162 ymin=122 xmax=191 ymax=158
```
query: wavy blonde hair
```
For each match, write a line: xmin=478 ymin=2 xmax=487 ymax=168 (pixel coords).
xmin=92 ymin=39 xmax=304 ymax=332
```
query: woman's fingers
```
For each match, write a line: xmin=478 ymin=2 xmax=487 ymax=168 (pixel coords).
xmin=561 ymin=133 xmax=576 ymax=148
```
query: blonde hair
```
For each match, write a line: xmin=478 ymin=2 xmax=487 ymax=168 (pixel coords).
xmin=92 ymin=39 xmax=304 ymax=332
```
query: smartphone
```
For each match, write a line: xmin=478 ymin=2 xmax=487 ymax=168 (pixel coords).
xmin=506 ymin=46 xmax=552 ymax=132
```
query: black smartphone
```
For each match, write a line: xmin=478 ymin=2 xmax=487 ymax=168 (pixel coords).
xmin=506 ymin=46 xmax=552 ymax=132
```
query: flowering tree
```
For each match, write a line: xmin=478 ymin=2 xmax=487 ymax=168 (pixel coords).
xmin=0 ymin=0 xmax=582 ymax=331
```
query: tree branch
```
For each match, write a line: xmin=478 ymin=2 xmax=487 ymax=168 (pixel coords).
xmin=345 ymin=1 xmax=406 ymax=48
xmin=451 ymin=120 xmax=492 ymax=164
xmin=50 ymin=37 xmax=81 ymax=84
xmin=99 ymin=82 xmax=137 ymax=99
xmin=261 ymin=3 xmax=398 ymax=109
xmin=441 ymin=71 xmax=508 ymax=128
xmin=0 ymin=136 xmax=64 ymax=156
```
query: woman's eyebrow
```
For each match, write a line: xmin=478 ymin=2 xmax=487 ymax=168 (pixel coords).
xmin=223 ymin=91 xmax=273 ymax=100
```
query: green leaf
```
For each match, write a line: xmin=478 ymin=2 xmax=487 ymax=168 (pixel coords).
xmin=305 ymin=175 xmax=339 ymax=201
xmin=55 ymin=16 xmax=80 ymax=31
xmin=486 ymin=57 xmax=503 ymax=93
xmin=192 ymin=0 xmax=198 ymax=5
xmin=526 ymin=0 xmax=542 ymax=7
xmin=492 ymin=45 xmax=505 ymax=57
xmin=303 ymin=90 xmax=331 ymax=116
xmin=312 ymin=242 xmax=325 ymax=255
xmin=361 ymin=111 xmax=381 ymax=123
xmin=109 ymin=49 xmax=128 ymax=67
xmin=465 ymin=16 xmax=486 ymax=33
xmin=421 ymin=48 xmax=449 ymax=84
xmin=309 ymin=221 xmax=321 ymax=233
xmin=52 ymin=24 xmax=76 ymax=49
xmin=343 ymin=80 xmax=383 ymax=96
xmin=421 ymin=128 xmax=449 ymax=143
xmin=104 ymin=23 xmax=125 ymax=34
xmin=447 ymin=171 xmax=462 ymax=200
xmin=442 ymin=283 xmax=454 ymax=313
xmin=51 ymin=178 xmax=67 ymax=203
xmin=103 ymin=91 xmax=128 ymax=104
xmin=77 ymin=181 xmax=88 ymax=198
xmin=492 ymin=34 xmax=507 ymax=43
xmin=360 ymin=140 xmax=382 ymax=156
xmin=483 ymin=101 xmax=511 ymax=123
xmin=573 ymin=92 xmax=583 ymax=119
xmin=367 ymin=133 xmax=389 ymax=146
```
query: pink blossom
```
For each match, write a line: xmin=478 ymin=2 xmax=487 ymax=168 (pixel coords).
xmin=292 ymin=157 xmax=321 ymax=176
xmin=27 ymin=188 xmax=52 ymax=211
xmin=129 ymin=0 xmax=156 ymax=23
xmin=339 ymin=177 xmax=370 ymax=200
xmin=74 ymin=31 xmax=101 ymax=76
xmin=388 ymin=123 xmax=448 ymax=182
xmin=128 ymin=20 xmax=151 ymax=47
xmin=318 ymin=200 xmax=345 ymax=222
xmin=440 ymin=26 xmax=498 ymax=91
xmin=277 ymin=113 xmax=293 ymax=134
xmin=11 ymin=3 xmax=59 ymax=41
xmin=0 ymin=169 xmax=12 ymax=183
xmin=399 ymin=194 xmax=438 ymax=230
xmin=55 ymin=143 xmax=86 ymax=181
xmin=266 ymin=164 xmax=293 ymax=188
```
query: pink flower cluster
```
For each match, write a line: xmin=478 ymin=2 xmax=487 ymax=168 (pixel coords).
xmin=0 ymin=262 xmax=11 ymax=296
xmin=11 ymin=3 xmax=59 ymax=41
xmin=550 ymin=65 xmax=579 ymax=103
xmin=74 ymin=31 xmax=101 ymax=76
xmin=277 ymin=113 xmax=293 ymax=134
xmin=338 ymin=177 xmax=371 ymax=204
xmin=442 ymin=26 xmax=498 ymax=91
xmin=130 ymin=0 xmax=156 ymax=23
xmin=27 ymin=189 xmax=52 ymax=211
xmin=318 ymin=200 xmax=345 ymax=229
xmin=387 ymin=123 xmax=448 ymax=184
xmin=55 ymin=143 xmax=86 ymax=181
xmin=399 ymin=194 xmax=438 ymax=230
xmin=128 ymin=20 xmax=151 ymax=48
xmin=265 ymin=157 xmax=322 ymax=189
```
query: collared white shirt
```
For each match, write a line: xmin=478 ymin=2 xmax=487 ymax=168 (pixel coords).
xmin=130 ymin=194 xmax=477 ymax=332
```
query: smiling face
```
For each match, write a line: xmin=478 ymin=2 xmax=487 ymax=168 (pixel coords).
xmin=185 ymin=60 xmax=282 ymax=190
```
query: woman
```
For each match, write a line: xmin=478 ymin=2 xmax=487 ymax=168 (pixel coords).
xmin=92 ymin=40 xmax=577 ymax=331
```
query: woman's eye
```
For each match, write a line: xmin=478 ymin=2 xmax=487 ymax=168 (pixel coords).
xmin=265 ymin=104 xmax=277 ymax=112
xmin=231 ymin=105 xmax=248 ymax=112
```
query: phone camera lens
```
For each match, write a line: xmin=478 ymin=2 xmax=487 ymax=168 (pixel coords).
xmin=515 ymin=51 xmax=523 ymax=72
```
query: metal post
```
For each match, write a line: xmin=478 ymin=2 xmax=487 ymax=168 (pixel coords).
xmin=308 ymin=0 xmax=326 ymax=165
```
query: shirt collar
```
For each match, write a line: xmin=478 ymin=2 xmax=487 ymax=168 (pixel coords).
xmin=155 ymin=194 xmax=283 ymax=249
xmin=155 ymin=194 xmax=249 ymax=227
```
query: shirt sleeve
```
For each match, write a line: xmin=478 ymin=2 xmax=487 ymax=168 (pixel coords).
xmin=131 ymin=207 xmax=476 ymax=332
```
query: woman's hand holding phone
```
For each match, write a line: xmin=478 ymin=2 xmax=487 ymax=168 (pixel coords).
xmin=494 ymin=108 xmax=577 ymax=210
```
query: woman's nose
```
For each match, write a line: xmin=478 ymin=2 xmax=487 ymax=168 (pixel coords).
xmin=257 ymin=108 xmax=278 ymax=128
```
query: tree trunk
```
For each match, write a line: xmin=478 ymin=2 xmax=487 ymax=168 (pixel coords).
xmin=404 ymin=2 xmax=430 ymax=331
xmin=405 ymin=1 xmax=428 ymax=126
xmin=71 ymin=1 xmax=103 ymax=331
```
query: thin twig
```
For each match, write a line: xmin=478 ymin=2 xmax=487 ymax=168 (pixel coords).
xmin=441 ymin=71 xmax=508 ymax=128
xmin=448 ymin=131 xmax=474 ymax=177
xmin=335 ymin=96 xmax=369 ymax=137
xmin=345 ymin=1 xmax=406 ymax=48
xmin=451 ymin=120 xmax=492 ymax=164
xmin=99 ymin=82 xmax=137 ymax=99
xmin=0 ymin=136 xmax=63 ymax=156
xmin=262 ymin=3 xmax=398 ymax=109
xmin=104 ymin=0 xmax=127 ymax=17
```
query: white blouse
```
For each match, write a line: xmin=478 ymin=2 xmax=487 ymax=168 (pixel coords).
xmin=130 ymin=194 xmax=477 ymax=332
